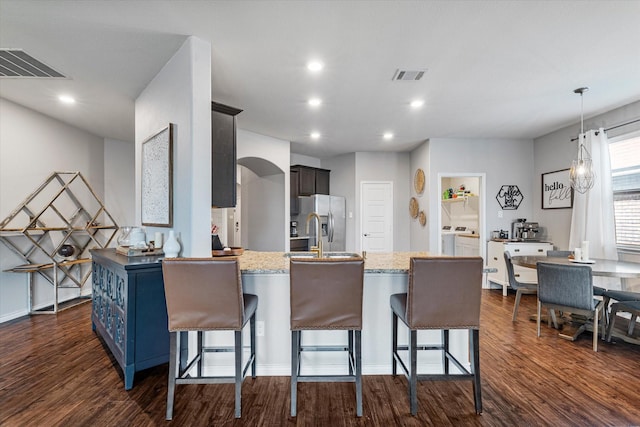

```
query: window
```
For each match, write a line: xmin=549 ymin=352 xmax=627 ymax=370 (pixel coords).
xmin=609 ymin=135 xmax=640 ymax=250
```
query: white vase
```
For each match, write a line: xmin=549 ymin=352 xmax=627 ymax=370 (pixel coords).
xmin=163 ymin=230 xmax=181 ymax=258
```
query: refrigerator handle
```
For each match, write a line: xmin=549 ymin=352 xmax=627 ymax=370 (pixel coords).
xmin=328 ymin=211 xmax=334 ymax=242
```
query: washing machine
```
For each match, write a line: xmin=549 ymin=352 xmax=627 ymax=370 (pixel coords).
xmin=441 ymin=226 xmax=468 ymax=255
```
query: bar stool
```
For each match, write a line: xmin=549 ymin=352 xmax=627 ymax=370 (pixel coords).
xmin=161 ymin=257 xmax=257 ymax=419
xmin=289 ymin=257 xmax=365 ymax=417
xmin=391 ymin=256 xmax=483 ymax=416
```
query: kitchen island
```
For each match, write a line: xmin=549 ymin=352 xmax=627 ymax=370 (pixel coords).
xmin=90 ymin=249 xmax=475 ymax=386
xmin=234 ymin=251 xmax=472 ymax=376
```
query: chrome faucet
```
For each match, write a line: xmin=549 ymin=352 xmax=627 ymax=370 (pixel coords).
xmin=306 ymin=212 xmax=323 ymax=258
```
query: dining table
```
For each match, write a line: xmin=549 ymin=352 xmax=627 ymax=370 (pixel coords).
xmin=511 ymin=255 xmax=640 ymax=345
xmin=510 ymin=255 xmax=640 ymax=280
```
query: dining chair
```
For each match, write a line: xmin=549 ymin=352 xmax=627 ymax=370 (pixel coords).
xmin=536 ymin=262 xmax=604 ymax=351
xmin=161 ymin=257 xmax=258 ymax=419
xmin=547 ymin=250 xmax=606 ymax=297
xmin=390 ymin=256 xmax=484 ymax=416
xmin=547 ymin=250 xmax=573 ymax=257
xmin=604 ymin=290 xmax=640 ymax=342
xmin=504 ymin=251 xmax=538 ymax=321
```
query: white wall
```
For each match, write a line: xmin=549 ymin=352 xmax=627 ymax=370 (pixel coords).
xmin=135 ymin=36 xmax=211 ymax=257
xmin=354 ymin=152 xmax=411 ymax=252
xmin=424 ymin=138 xmax=534 ymax=253
xmin=0 ymin=98 xmax=105 ymax=322
xmin=409 ymin=141 xmax=430 ymax=251
xmin=533 ymin=100 xmax=640 ymax=250
xmin=322 ymin=153 xmax=357 ymax=251
xmin=291 ymin=153 xmax=321 ymax=168
xmin=240 ymin=168 xmax=285 ymax=251
xmin=104 ymin=138 xmax=135 ymax=228
xmin=237 ymin=129 xmax=290 ymax=251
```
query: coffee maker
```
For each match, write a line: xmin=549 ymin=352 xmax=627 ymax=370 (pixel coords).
xmin=512 ymin=218 xmax=540 ymax=241
xmin=512 ymin=218 xmax=527 ymax=241
xmin=290 ymin=221 xmax=298 ymax=237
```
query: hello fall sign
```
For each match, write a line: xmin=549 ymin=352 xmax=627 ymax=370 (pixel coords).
xmin=542 ymin=169 xmax=573 ymax=209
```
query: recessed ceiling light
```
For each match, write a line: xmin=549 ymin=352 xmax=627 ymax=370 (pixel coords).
xmin=308 ymin=98 xmax=322 ymax=107
xmin=58 ymin=95 xmax=76 ymax=104
xmin=310 ymin=132 xmax=321 ymax=139
xmin=383 ymin=132 xmax=394 ymax=140
xmin=307 ymin=61 xmax=324 ymax=72
xmin=410 ymin=100 xmax=424 ymax=108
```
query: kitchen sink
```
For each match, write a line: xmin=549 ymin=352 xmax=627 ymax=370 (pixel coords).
xmin=284 ymin=252 xmax=361 ymax=259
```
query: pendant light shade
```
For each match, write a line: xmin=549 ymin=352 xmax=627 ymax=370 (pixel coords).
xmin=569 ymin=87 xmax=595 ymax=194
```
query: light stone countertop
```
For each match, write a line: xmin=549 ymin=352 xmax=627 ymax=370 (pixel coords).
xmin=237 ymin=250 xmax=435 ymax=274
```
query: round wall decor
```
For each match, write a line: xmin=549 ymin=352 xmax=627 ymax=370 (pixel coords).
xmin=409 ymin=197 xmax=419 ymax=218
xmin=414 ymin=168 xmax=425 ymax=194
xmin=418 ymin=211 xmax=427 ymax=227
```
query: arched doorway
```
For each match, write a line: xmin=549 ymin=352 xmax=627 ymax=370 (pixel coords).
xmin=237 ymin=157 xmax=285 ymax=251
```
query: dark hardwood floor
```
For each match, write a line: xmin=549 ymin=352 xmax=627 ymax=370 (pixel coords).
xmin=1 ymin=289 xmax=640 ymax=426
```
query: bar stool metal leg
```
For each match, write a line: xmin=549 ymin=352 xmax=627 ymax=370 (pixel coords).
xmin=197 ymin=331 xmax=203 ymax=377
xmin=290 ymin=330 xmax=299 ymax=417
xmin=234 ymin=330 xmax=242 ymax=418
xmin=470 ymin=329 xmax=482 ymax=414
xmin=355 ymin=330 xmax=362 ymax=417
xmin=443 ymin=330 xmax=449 ymax=374
xmin=391 ymin=312 xmax=398 ymax=375
xmin=348 ymin=330 xmax=354 ymax=376
xmin=410 ymin=329 xmax=418 ymax=416
xmin=251 ymin=314 xmax=257 ymax=378
xmin=166 ymin=331 xmax=178 ymax=420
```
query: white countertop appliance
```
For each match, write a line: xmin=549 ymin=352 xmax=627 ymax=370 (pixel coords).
xmin=441 ymin=226 xmax=468 ymax=255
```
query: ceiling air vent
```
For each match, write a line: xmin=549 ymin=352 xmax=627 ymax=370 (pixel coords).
xmin=392 ymin=69 xmax=427 ymax=81
xmin=0 ymin=49 xmax=66 ymax=78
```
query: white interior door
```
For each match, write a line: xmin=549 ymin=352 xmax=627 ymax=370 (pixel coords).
xmin=361 ymin=181 xmax=393 ymax=252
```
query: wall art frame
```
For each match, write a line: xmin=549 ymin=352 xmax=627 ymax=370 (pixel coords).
xmin=541 ymin=168 xmax=573 ymax=209
xmin=141 ymin=124 xmax=174 ymax=227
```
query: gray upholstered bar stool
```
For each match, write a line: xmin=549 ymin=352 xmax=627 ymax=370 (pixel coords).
xmin=289 ymin=257 xmax=365 ymax=417
xmin=161 ymin=257 xmax=257 ymax=419
xmin=391 ymin=256 xmax=483 ymax=416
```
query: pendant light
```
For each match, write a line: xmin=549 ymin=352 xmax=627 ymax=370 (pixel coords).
xmin=569 ymin=87 xmax=595 ymax=193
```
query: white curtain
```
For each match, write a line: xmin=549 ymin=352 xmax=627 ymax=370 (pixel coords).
xmin=569 ymin=128 xmax=619 ymax=288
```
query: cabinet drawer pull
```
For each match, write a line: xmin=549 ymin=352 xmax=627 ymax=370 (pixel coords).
xmin=537 ymin=249 xmax=544 ymax=252
xmin=514 ymin=249 xmax=520 ymax=252
xmin=493 ymin=257 xmax=498 ymax=261
xmin=515 ymin=274 xmax=520 ymax=277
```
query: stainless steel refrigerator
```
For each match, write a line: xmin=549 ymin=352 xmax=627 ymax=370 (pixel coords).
xmin=298 ymin=195 xmax=346 ymax=252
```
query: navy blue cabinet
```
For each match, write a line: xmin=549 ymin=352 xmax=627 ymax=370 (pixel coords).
xmin=91 ymin=249 xmax=169 ymax=390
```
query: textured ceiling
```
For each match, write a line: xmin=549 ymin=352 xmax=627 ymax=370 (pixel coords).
xmin=1 ymin=1 xmax=639 ymax=158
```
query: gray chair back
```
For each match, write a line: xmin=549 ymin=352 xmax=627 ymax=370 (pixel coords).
xmin=504 ymin=251 xmax=527 ymax=290
xmin=406 ymin=257 xmax=483 ymax=329
xmin=162 ymin=257 xmax=245 ymax=331
xmin=547 ymin=250 xmax=572 ymax=257
xmin=536 ymin=262 xmax=594 ymax=311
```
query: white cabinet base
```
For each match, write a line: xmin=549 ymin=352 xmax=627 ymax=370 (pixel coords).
xmin=486 ymin=241 xmax=553 ymax=296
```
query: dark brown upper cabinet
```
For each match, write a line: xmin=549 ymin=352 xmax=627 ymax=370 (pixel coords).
xmin=290 ymin=167 xmax=300 ymax=216
xmin=290 ymin=165 xmax=330 ymax=198
xmin=212 ymin=102 xmax=242 ymax=208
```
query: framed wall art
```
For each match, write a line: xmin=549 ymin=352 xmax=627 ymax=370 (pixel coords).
xmin=541 ymin=168 xmax=573 ymax=209
xmin=141 ymin=124 xmax=174 ymax=227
